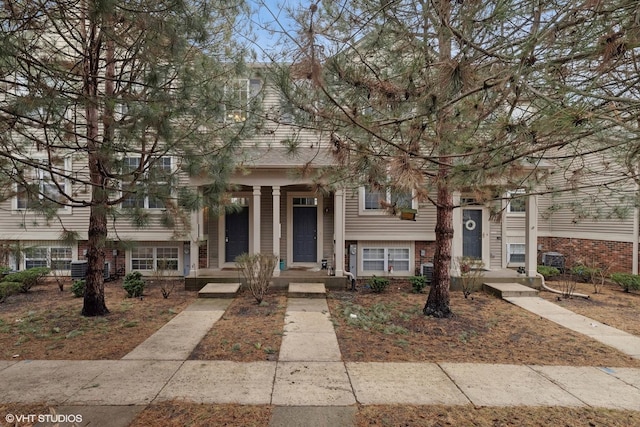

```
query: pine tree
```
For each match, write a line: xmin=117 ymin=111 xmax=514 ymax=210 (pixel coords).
xmin=0 ymin=0 xmax=251 ymax=316
xmin=271 ymin=0 xmax=640 ymax=317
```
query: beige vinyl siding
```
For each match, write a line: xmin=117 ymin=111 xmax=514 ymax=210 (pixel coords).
xmin=241 ymin=82 xmax=325 ymax=149
xmin=489 ymin=219 xmax=503 ymax=269
xmin=344 ymin=190 xmax=435 ymax=241
xmin=538 ymin=151 xmax=636 ymax=243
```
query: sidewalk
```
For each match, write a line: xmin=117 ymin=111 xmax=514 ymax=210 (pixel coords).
xmin=0 ymin=287 xmax=639 ymax=427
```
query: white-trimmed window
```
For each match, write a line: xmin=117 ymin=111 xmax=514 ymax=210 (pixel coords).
xmin=362 ymin=187 xmax=415 ymax=212
xmin=362 ymin=247 xmax=410 ymax=272
xmin=131 ymin=247 xmax=179 ymax=271
xmin=16 ymin=158 xmax=70 ymax=211
xmin=225 ymin=78 xmax=262 ymax=122
xmin=507 ymin=243 xmax=526 ymax=264
xmin=122 ymin=157 xmax=172 ymax=209
xmin=24 ymin=246 xmax=72 ymax=270
xmin=507 ymin=189 xmax=526 ymax=214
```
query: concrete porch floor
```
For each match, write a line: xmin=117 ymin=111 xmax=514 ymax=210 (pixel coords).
xmin=185 ymin=267 xmax=541 ymax=292
xmin=185 ymin=268 xmax=348 ymax=291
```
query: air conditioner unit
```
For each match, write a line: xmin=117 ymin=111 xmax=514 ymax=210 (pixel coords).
xmin=70 ymin=261 xmax=88 ymax=280
xmin=421 ymin=263 xmax=434 ymax=283
xmin=541 ymin=252 xmax=565 ymax=270
xmin=104 ymin=262 xmax=110 ymax=280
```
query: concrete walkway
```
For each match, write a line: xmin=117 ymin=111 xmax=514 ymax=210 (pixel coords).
xmin=1 ymin=288 xmax=640 ymax=427
xmin=505 ymin=296 xmax=640 ymax=359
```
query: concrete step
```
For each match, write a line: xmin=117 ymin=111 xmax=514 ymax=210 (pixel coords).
xmin=288 ymin=282 xmax=326 ymax=298
xmin=198 ymin=282 xmax=241 ymax=298
xmin=483 ymin=282 xmax=538 ymax=298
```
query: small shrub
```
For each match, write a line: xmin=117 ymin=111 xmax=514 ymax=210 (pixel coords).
xmin=160 ymin=281 xmax=176 ymax=299
xmin=367 ymin=276 xmax=389 ymax=293
xmin=458 ymin=257 xmax=485 ymax=299
xmin=235 ymin=253 xmax=278 ymax=304
xmin=0 ymin=282 xmax=21 ymax=303
xmin=2 ymin=267 xmax=51 ymax=293
xmin=610 ymin=273 xmax=640 ymax=293
xmin=409 ymin=275 xmax=428 ymax=293
xmin=571 ymin=265 xmax=601 ymax=283
xmin=71 ymin=279 xmax=85 ymax=298
xmin=537 ymin=265 xmax=560 ymax=279
xmin=123 ymin=271 xmax=145 ymax=298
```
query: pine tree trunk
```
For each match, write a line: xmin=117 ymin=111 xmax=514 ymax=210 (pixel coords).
xmin=81 ymin=14 xmax=109 ymax=317
xmin=82 ymin=203 xmax=109 ymax=316
xmin=423 ymin=177 xmax=454 ymax=318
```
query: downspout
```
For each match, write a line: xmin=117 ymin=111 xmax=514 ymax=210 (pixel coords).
xmin=536 ymin=272 xmax=590 ymax=299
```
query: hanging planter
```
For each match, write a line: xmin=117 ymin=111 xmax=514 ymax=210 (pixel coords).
xmin=400 ymin=208 xmax=417 ymax=221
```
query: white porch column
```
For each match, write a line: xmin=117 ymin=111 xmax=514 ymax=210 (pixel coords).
xmin=189 ymin=187 xmax=202 ymax=275
xmin=272 ymin=186 xmax=281 ymax=276
xmin=252 ymin=186 xmax=261 ymax=254
xmin=525 ymin=193 xmax=539 ymax=277
xmin=334 ymin=188 xmax=345 ymax=276
xmin=451 ymin=192 xmax=463 ymax=275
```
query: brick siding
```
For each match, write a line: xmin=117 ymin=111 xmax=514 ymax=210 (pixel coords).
xmin=538 ymin=237 xmax=637 ymax=274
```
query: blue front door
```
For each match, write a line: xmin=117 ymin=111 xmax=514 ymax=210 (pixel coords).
xmin=225 ymin=207 xmax=249 ymax=262
xmin=293 ymin=206 xmax=317 ymax=262
xmin=462 ymin=209 xmax=482 ymax=260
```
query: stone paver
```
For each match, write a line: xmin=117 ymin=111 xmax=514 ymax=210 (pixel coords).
xmin=269 ymin=406 xmax=357 ymax=427
xmin=533 ymin=366 xmax=640 ymax=411
xmin=122 ymin=299 xmax=230 ymax=360
xmin=155 ymin=361 xmax=276 ymax=404
xmin=34 ymin=405 xmax=144 ymax=427
xmin=66 ymin=361 xmax=182 ymax=405
xmin=347 ymin=362 xmax=469 ymax=405
xmin=272 ymin=362 xmax=356 ymax=406
xmin=279 ymin=332 xmax=342 ymax=362
xmin=0 ymin=361 xmax=110 ymax=404
xmin=440 ymin=363 xmax=585 ymax=407
xmin=0 ymin=360 xmax=17 ymax=371
xmin=284 ymin=311 xmax=336 ymax=333
xmin=198 ymin=282 xmax=241 ymax=298
xmin=600 ymin=366 xmax=640 ymax=388
xmin=279 ymin=297 xmax=341 ymax=362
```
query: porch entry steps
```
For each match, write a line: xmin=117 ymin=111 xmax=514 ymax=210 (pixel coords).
xmin=483 ymin=282 xmax=538 ymax=298
xmin=288 ymin=282 xmax=326 ymax=298
xmin=198 ymin=282 xmax=241 ymax=298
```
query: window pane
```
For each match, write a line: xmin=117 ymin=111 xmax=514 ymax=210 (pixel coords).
xmin=293 ymin=197 xmax=317 ymax=206
xmin=508 ymin=190 xmax=526 ymax=213
xmin=363 ymin=248 xmax=385 ymax=270
xmin=388 ymin=248 xmax=410 ymax=271
xmin=26 ymin=260 xmax=48 ymax=269
xmin=391 ymin=191 xmax=412 ymax=209
xmin=364 ymin=188 xmax=383 ymax=210
xmin=132 ymin=247 xmax=153 ymax=270
xmin=51 ymin=260 xmax=71 ymax=270
xmin=508 ymin=244 xmax=526 ymax=263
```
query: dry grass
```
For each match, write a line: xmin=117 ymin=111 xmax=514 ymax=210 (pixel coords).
xmin=189 ymin=291 xmax=286 ymax=361
xmin=356 ymin=405 xmax=640 ymax=426
xmin=0 ymin=278 xmax=195 ymax=360
xmin=130 ymin=402 xmax=271 ymax=427
xmin=328 ymin=281 xmax=640 ymax=367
